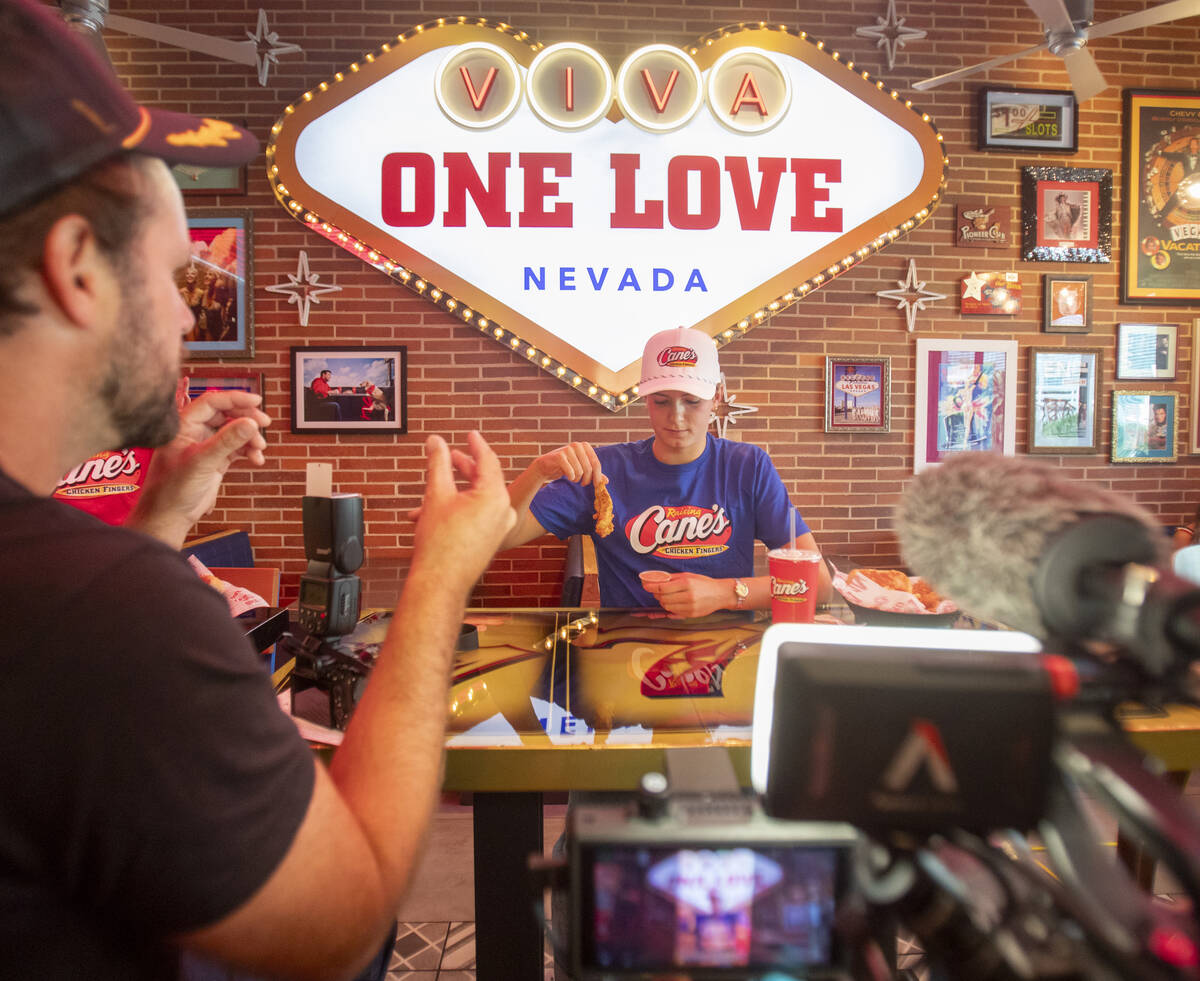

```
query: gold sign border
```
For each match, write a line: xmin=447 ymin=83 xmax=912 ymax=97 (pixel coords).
xmin=267 ymin=18 xmax=948 ymax=411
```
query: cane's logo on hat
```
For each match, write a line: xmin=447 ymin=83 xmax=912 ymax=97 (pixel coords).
xmin=166 ymin=118 xmax=246 ymax=149
xmin=657 ymin=346 xmax=698 ymax=369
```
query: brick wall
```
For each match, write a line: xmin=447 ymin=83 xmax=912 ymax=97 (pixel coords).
xmin=103 ymin=0 xmax=1200 ymax=607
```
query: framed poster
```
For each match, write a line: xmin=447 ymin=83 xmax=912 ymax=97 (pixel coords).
xmin=1027 ymin=347 xmax=1102 ymax=454
xmin=978 ymin=87 xmax=1078 ymax=153
xmin=1020 ymin=166 xmax=1112 ymax=263
xmin=1121 ymin=89 xmax=1200 ymax=304
xmin=1192 ymin=319 xmax=1200 ymax=454
xmin=291 ymin=346 xmax=407 ymax=435
xmin=824 ymin=357 xmax=890 ymax=433
xmin=913 ymin=339 xmax=1018 ymax=472
xmin=1112 ymin=390 xmax=1177 ymax=463
xmin=179 ymin=211 xmax=253 ymax=359
xmin=1042 ymin=274 xmax=1091 ymax=333
xmin=183 ymin=367 xmax=264 ymax=407
xmin=171 ymin=162 xmax=247 ymax=196
xmin=1116 ymin=323 xmax=1178 ymax=380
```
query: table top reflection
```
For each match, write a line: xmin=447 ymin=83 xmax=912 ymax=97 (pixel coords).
xmin=320 ymin=606 xmax=1200 ymax=792
xmin=334 ymin=607 xmax=771 ymax=791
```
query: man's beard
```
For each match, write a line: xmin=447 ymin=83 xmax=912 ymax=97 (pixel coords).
xmin=101 ymin=369 xmax=179 ymax=450
xmin=97 ymin=267 xmax=181 ymax=450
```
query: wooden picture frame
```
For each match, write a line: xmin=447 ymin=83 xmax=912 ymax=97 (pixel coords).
xmin=1020 ymin=166 xmax=1112 ymax=263
xmin=1027 ymin=347 xmax=1102 ymax=454
xmin=171 ymin=161 xmax=247 ymax=196
xmin=290 ymin=346 xmax=408 ymax=435
xmin=1042 ymin=274 xmax=1091 ymax=333
xmin=1121 ymin=89 xmax=1200 ymax=305
xmin=1116 ymin=322 xmax=1178 ymax=380
xmin=824 ymin=356 xmax=891 ymax=433
xmin=978 ymin=87 xmax=1078 ymax=153
xmin=913 ymin=338 xmax=1018 ymax=473
xmin=1112 ymin=390 xmax=1178 ymax=463
xmin=180 ymin=210 xmax=253 ymax=359
xmin=183 ymin=367 xmax=264 ymax=408
xmin=1192 ymin=319 xmax=1200 ymax=454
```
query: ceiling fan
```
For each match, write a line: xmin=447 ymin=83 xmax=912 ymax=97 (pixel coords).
xmin=913 ymin=0 xmax=1200 ymax=101
xmin=57 ymin=0 xmax=300 ymax=86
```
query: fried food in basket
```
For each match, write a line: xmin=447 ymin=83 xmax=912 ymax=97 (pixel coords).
xmin=593 ymin=477 xmax=614 ymax=538
xmin=848 ymin=568 xmax=912 ymax=593
xmin=911 ymin=579 xmax=945 ymax=612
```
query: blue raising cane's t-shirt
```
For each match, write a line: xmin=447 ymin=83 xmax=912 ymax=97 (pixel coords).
xmin=529 ymin=435 xmax=809 ymax=608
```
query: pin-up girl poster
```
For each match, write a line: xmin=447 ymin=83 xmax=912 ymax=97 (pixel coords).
xmin=914 ymin=339 xmax=1018 ymax=472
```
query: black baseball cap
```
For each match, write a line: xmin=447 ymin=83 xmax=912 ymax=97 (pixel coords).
xmin=0 ymin=0 xmax=259 ymax=218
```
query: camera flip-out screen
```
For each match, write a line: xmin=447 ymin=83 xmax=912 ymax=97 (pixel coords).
xmin=577 ymin=840 xmax=849 ymax=977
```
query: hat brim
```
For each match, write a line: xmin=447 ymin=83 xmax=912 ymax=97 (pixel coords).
xmin=126 ymin=106 xmax=259 ymax=168
xmin=638 ymin=375 xmax=717 ymax=400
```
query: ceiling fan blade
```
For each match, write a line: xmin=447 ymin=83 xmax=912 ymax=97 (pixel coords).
xmin=105 ymin=13 xmax=257 ymax=67
xmin=1023 ymin=0 xmax=1077 ymax=34
xmin=1086 ymin=0 xmax=1200 ymax=40
xmin=1062 ymin=47 xmax=1108 ymax=101
xmin=912 ymin=41 xmax=1049 ymax=91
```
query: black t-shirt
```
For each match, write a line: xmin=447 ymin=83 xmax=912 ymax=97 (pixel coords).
xmin=0 ymin=468 xmax=316 ymax=978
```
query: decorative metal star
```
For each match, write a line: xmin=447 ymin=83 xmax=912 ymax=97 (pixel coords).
xmin=265 ymin=251 xmax=341 ymax=327
xmin=246 ymin=8 xmax=302 ymax=86
xmin=709 ymin=374 xmax=759 ymax=439
xmin=961 ymin=271 xmax=987 ymax=301
xmin=876 ymin=259 xmax=946 ymax=332
xmin=855 ymin=0 xmax=928 ymax=70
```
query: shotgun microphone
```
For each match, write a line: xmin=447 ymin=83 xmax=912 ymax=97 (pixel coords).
xmin=894 ymin=453 xmax=1200 ymax=687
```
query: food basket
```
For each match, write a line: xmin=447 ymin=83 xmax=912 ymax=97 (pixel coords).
xmin=832 ymin=566 xmax=960 ymax=628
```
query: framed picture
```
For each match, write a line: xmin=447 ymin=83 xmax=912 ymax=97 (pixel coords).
xmin=290 ymin=346 xmax=408 ymax=435
xmin=913 ymin=338 xmax=1018 ymax=473
xmin=978 ymin=87 xmax=1078 ymax=153
xmin=1190 ymin=319 xmax=1200 ymax=454
xmin=171 ymin=161 xmax=247 ymax=196
xmin=1042 ymin=274 xmax=1091 ymax=333
xmin=1112 ymin=390 xmax=1177 ymax=463
xmin=183 ymin=367 xmax=264 ymax=407
xmin=1116 ymin=322 xmax=1178 ymax=380
xmin=1020 ymin=166 xmax=1112 ymax=263
xmin=1027 ymin=347 xmax=1102 ymax=454
xmin=824 ymin=357 xmax=890 ymax=433
xmin=180 ymin=211 xmax=253 ymax=359
xmin=1121 ymin=90 xmax=1200 ymax=304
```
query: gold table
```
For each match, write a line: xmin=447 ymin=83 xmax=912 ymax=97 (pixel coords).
xmin=315 ymin=607 xmax=1200 ymax=980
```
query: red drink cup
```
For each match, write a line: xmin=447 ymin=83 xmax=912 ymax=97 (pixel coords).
xmin=768 ymin=548 xmax=823 ymax=623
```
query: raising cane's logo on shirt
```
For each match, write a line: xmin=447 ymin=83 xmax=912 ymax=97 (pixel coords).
xmin=627 ymin=504 xmax=731 ymax=558
xmin=54 ymin=448 xmax=152 ymax=526
xmin=657 ymin=346 xmax=698 ymax=369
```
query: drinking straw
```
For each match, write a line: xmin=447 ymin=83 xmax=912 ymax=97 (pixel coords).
xmin=788 ymin=505 xmax=797 ymax=550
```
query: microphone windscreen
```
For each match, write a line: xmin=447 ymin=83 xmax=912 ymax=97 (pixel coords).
xmin=894 ymin=453 xmax=1166 ymax=637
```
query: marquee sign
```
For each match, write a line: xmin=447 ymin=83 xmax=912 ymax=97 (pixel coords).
xmin=835 ymin=373 xmax=880 ymax=398
xmin=268 ymin=19 xmax=946 ymax=410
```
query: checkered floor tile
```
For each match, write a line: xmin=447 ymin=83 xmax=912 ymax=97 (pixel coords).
xmin=384 ymin=921 xmax=556 ymax=980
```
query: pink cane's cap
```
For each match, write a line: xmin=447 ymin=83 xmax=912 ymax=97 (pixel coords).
xmin=638 ymin=327 xmax=721 ymax=400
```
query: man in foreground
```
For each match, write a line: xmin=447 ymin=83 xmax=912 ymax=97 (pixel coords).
xmin=0 ymin=1 xmax=515 ymax=977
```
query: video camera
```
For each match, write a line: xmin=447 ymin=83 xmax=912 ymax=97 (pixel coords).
xmin=565 ymin=749 xmax=859 ymax=980
xmin=551 ymin=522 xmax=1200 ymax=981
